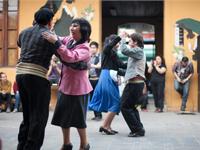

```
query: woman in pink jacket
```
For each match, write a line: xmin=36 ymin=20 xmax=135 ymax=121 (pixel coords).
xmin=42 ymin=18 xmax=92 ymax=150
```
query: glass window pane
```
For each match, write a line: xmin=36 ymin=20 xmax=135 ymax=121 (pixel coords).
xmin=0 ymin=31 xmax=2 ymax=48
xmin=0 ymin=13 xmax=2 ymax=28
xmin=0 ymin=48 xmax=3 ymax=66
xmin=8 ymin=11 xmax=17 ymax=29
xmin=8 ymin=0 xmax=18 ymax=11
xmin=8 ymin=30 xmax=17 ymax=47
xmin=144 ymin=44 xmax=156 ymax=61
xmin=118 ymin=22 xmax=156 ymax=62
xmin=8 ymin=48 xmax=17 ymax=66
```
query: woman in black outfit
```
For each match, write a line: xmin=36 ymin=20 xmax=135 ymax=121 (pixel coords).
xmin=148 ymin=55 xmax=166 ymax=112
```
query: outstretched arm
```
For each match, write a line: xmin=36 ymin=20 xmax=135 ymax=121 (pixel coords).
xmin=103 ymin=36 xmax=121 ymax=54
xmin=119 ymin=39 xmax=143 ymax=59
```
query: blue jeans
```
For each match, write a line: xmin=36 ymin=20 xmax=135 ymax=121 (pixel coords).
xmin=14 ymin=91 xmax=21 ymax=110
xmin=174 ymin=79 xmax=190 ymax=108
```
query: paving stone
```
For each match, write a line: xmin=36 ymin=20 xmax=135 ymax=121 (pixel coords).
xmin=0 ymin=109 xmax=200 ymax=150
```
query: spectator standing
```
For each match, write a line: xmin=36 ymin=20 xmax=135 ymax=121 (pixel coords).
xmin=140 ymin=63 xmax=151 ymax=111
xmin=172 ymin=56 xmax=194 ymax=111
xmin=0 ymin=72 xmax=12 ymax=113
xmin=88 ymin=41 xmax=102 ymax=121
xmin=47 ymin=55 xmax=61 ymax=85
xmin=148 ymin=56 xmax=166 ymax=112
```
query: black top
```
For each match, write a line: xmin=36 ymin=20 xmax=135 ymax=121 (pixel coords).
xmin=101 ymin=36 xmax=126 ymax=74
xmin=172 ymin=62 xmax=194 ymax=80
xmin=150 ymin=64 xmax=166 ymax=82
xmin=17 ymin=24 xmax=58 ymax=69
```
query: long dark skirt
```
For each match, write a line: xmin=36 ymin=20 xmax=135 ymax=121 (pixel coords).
xmin=51 ymin=92 xmax=88 ymax=129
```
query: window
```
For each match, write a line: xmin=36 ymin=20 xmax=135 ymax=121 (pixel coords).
xmin=117 ymin=23 xmax=156 ymax=62
xmin=0 ymin=0 xmax=19 ymax=67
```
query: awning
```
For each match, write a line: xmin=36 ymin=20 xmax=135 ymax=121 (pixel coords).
xmin=176 ymin=18 xmax=200 ymax=34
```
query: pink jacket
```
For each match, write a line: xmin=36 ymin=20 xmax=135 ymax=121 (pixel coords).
xmin=57 ymin=36 xmax=92 ymax=95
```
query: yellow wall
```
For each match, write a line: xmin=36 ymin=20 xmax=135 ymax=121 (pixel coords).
xmin=164 ymin=0 xmax=200 ymax=111
xmin=62 ymin=0 xmax=102 ymax=43
xmin=2 ymin=0 xmax=199 ymax=111
xmin=18 ymin=0 xmax=102 ymax=54
xmin=0 ymin=0 xmax=101 ymax=87
xmin=18 ymin=0 xmax=101 ymax=43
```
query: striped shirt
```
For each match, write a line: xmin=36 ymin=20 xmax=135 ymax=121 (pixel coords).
xmin=17 ymin=24 xmax=59 ymax=70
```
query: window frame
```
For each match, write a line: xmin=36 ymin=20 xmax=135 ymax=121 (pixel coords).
xmin=0 ymin=0 xmax=19 ymax=67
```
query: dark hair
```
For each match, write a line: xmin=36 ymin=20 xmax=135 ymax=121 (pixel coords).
xmin=0 ymin=72 xmax=3 ymax=79
xmin=154 ymin=55 xmax=166 ymax=67
xmin=182 ymin=56 xmax=189 ymax=62
xmin=32 ymin=20 xmax=37 ymax=26
xmin=130 ymin=33 xmax=144 ymax=48
xmin=104 ymin=34 xmax=118 ymax=45
xmin=71 ymin=18 xmax=91 ymax=43
xmin=89 ymin=41 xmax=99 ymax=48
xmin=34 ymin=8 xmax=54 ymax=25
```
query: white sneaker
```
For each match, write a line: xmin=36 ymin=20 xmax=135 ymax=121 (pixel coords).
xmin=13 ymin=108 xmax=18 ymax=113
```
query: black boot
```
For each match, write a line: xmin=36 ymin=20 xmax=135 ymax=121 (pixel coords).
xmin=83 ymin=144 xmax=90 ymax=150
xmin=180 ymin=102 xmax=186 ymax=111
xmin=61 ymin=143 xmax=73 ymax=150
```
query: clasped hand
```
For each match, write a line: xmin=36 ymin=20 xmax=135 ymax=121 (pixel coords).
xmin=177 ymin=77 xmax=187 ymax=84
xmin=42 ymin=31 xmax=58 ymax=44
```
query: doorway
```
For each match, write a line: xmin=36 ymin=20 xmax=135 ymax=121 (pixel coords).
xmin=102 ymin=0 xmax=163 ymax=56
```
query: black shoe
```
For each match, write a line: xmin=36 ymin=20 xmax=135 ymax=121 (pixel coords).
xmin=91 ymin=116 xmax=102 ymax=121
xmin=61 ymin=143 xmax=73 ymax=150
xmin=91 ymin=117 xmax=96 ymax=120
xmin=128 ymin=129 xmax=145 ymax=137
xmin=96 ymin=116 xmax=102 ymax=121
xmin=180 ymin=106 xmax=186 ymax=111
xmin=158 ymin=109 xmax=163 ymax=113
xmin=99 ymin=127 xmax=115 ymax=135
xmin=83 ymin=144 xmax=90 ymax=150
xmin=111 ymin=129 xmax=118 ymax=134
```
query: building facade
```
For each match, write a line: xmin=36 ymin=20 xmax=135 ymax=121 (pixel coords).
xmin=0 ymin=0 xmax=199 ymax=112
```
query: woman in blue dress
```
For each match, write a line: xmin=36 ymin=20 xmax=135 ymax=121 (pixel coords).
xmin=89 ymin=34 xmax=126 ymax=135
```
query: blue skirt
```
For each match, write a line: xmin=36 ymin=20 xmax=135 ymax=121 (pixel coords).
xmin=89 ymin=69 xmax=120 ymax=113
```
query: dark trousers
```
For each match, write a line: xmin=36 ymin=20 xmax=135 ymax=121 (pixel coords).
xmin=16 ymin=74 xmax=51 ymax=150
xmin=121 ymin=83 xmax=144 ymax=133
xmin=0 ymin=93 xmax=11 ymax=109
xmin=140 ymin=80 xmax=149 ymax=109
xmin=140 ymin=94 xmax=148 ymax=109
xmin=89 ymin=79 xmax=102 ymax=118
xmin=150 ymin=80 xmax=165 ymax=110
